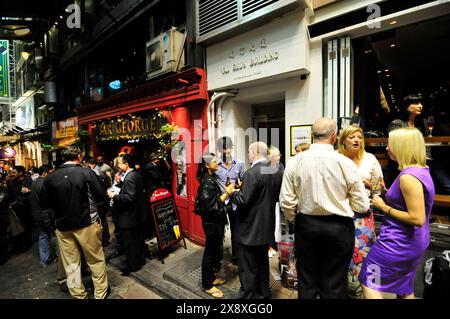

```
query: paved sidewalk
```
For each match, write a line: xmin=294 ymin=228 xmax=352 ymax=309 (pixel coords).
xmin=106 ymin=231 xmax=298 ymax=299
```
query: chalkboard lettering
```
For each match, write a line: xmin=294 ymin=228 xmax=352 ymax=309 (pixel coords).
xmin=150 ymin=197 xmax=183 ymax=250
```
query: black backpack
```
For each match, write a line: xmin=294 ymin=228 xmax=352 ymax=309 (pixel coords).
xmin=423 ymin=250 xmax=450 ymax=299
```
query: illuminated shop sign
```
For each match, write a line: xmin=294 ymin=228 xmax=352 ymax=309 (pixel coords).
xmin=95 ymin=113 xmax=166 ymax=141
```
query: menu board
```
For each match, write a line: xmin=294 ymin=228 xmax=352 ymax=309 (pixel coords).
xmin=150 ymin=197 xmax=183 ymax=251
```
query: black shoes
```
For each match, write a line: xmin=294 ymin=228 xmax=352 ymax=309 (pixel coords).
xmin=106 ymin=251 xmax=124 ymax=260
xmin=57 ymin=279 xmax=69 ymax=293
xmin=120 ymin=266 xmax=141 ymax=276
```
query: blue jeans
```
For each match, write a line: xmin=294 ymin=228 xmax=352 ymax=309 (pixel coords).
xmin=39 ymin=232 xmax=59 ymax=266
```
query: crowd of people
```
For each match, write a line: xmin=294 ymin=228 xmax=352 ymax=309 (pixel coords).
xmin=0 ymin=93 xmax=438 ymax=300
xmin=0 ymin=148 xmax=171 ymax=299
xmin=195 ymin=94 xmax=435 ymax=299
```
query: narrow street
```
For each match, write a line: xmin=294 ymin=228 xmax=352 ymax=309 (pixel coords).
xmin=0 ymin=241 xmax=163 ymax=299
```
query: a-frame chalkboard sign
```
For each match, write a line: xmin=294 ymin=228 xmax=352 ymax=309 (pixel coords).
xmin=149 ymin=188 xmax=186 ymax=263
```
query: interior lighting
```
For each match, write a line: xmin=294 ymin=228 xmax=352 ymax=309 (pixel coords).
xmin=390 ymin=44 xmax=396 ymax=48
xmin=389 ymin=20 xmax=398 ymax=25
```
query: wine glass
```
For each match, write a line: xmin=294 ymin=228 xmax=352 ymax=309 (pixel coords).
xmin=370 ymin=176 xmax=383 ymax=198
xmin=427 ymin=116 xmax=435 ymax=137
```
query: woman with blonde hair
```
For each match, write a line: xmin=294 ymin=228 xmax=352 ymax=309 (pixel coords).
xmin=359 ymin=128 xmax=435 ymax=299
xmin=267 ymin=146 xmax=284 ymax=257
xmin=338 ymin=126 xmax=384 ymax=298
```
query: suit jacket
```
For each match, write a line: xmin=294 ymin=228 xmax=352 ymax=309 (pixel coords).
xmin=231 ymin=161 xmax=283 ymax=246
xmin=113 ymin=170 xmax=144 ymax=229
xmin=143 ymin=162 xmax=162 ymax=196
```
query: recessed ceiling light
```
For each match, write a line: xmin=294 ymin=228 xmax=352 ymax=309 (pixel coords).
xmin=386 ymin=74 xmax=390 ymax=77
xmin=389 ymin=20 xmax=398 ymax=25
xmin=377 ymin=70 xmax=382 ymax=74
xmin=385 ymin=69 xmax=390 ymax=72
xmin=390 ymin=44 xmax=396 ymax=48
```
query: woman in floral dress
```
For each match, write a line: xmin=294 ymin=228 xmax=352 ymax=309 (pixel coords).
xmin=338 ymin=126 xmax=384 ymax=298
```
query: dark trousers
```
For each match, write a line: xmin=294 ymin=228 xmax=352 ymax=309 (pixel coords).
xmin=121 ymin=227 xmax=145 ymax=270
xmin=228 ymin=211 xmax=238 ymax=263
xmin=201 ymin=222 xmax=224 ymax=290
xmin=13 ymin=204 xmax=33 ymax=252
xmin=295 ymin=213 xmax=355 ymax=299
xmin=112 ymin=212 xmax=124 ymax=254
xmin=98 ymin=204 xmax=110 ymax=246
xmin=236 ymin=243 xmax=271 ymax=299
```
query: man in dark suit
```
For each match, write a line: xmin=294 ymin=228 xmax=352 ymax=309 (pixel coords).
xmin=231 ymin=141 xmax=283 ymax=299
xmin=108 ymin=154 xmax=146 ymax=276
xmin=142 ymin=154 xmax=163 ymax=240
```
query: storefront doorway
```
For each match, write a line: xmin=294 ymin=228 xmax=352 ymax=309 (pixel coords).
xmin=252 ymin=101 xmax=286 ymax=166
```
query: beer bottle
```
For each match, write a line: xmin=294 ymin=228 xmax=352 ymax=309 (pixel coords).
xmin=235 ymin=177 xmax=241 ymax=189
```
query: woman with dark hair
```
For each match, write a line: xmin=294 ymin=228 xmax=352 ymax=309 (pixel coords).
xmin=387 ymin=94 xmax=450 ymax=194
xmin=386 ymin=94 xmax=427 ymax=188
xmin=388 ymin=94 xmax=427 ymax=135
xmin=195 ymin=153 xmax=234 ymax=298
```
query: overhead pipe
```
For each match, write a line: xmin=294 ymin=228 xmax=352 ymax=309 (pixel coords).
xmin=206 ymin=92 xmax=237 ymax=153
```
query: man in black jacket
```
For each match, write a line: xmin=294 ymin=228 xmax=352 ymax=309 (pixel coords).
xmin=43 ymin=146 xmax=109 ymax=299
xmin=30 ymin=165 xmax=57 ymax=267
xmin=108 ymin=153 xmax=145 ymax=276
xmin=231 ymin=141 xmax=283 ymax=299
xmin=6 ymin=165 xmax=33 ymax=253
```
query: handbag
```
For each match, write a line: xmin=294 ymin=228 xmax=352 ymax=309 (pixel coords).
xmin=8 ymin=203 xmax=25 ymax=237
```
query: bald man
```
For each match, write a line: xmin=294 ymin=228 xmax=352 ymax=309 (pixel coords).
xmin=280 ymin=118 xmax=369 ymax=299
xmin=230 ymin=141 xmax=283 ymax=299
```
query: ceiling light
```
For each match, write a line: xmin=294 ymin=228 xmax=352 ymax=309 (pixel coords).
xmin=390 ymin=44 xmax=396 ymax=48
xmin=377 ymin=70 xmax=382 ymax=74
xmin=385 ymin=69 xmax=390 ymax=72
xmin=60 ymin=15 xmax=63 ymax=19
xmin=389 ymin=20 xmax=398 ymax=25
xmin=386 ymin=74 xmax=390 ymax=77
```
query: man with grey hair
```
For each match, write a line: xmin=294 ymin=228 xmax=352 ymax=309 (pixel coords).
xmin=231 ymin=141 xmax=283 ymax=299
xmin=280 ymin=117 xmax=369 ymax=299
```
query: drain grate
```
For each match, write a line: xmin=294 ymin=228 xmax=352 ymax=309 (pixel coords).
xmin=187 ymin=266 xmax=202 ymax=281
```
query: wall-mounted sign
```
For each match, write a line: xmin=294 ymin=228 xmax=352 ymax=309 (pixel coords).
xmin=290 ymin=124 xmax=313 ymax=156
xmin=53 ymin=117 xmax=78 ymax=139
xmin=206 ymin=13 xmax=308 ymax=90
xmin=95 ymin=114 xmax=166 ymax=141
xmin=0 ymin=40 xmax=9 ymax=97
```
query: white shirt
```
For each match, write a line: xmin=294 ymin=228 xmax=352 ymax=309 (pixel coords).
xmin=357 ymin=152 xmax=383 ymax=198
xmin=251 ymin=158 xmax=267 ymax=167
xmin=279 ymin=143 xmax=369 ymax=222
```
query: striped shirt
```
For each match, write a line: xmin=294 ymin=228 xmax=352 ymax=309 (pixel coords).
xmin=279 ymin=143 xmax=369 ymax=222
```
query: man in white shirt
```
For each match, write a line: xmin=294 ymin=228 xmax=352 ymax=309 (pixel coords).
xmin=279 ymin=117 xmax=369 ymax=299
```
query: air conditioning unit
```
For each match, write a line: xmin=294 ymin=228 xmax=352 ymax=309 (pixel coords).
xmin=145 ymin=27 xmax=185 ymax=79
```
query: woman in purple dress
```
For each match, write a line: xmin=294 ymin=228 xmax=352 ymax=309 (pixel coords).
xmin=359 ymin=128 xmax=435 ymax=299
